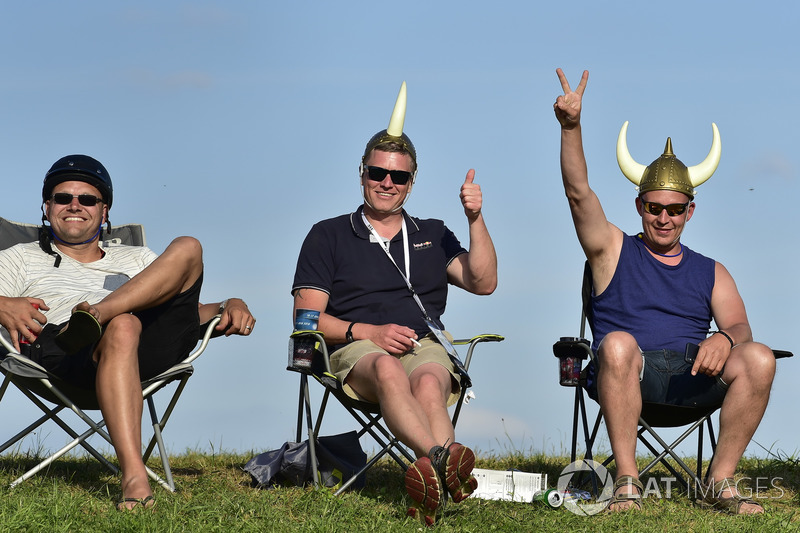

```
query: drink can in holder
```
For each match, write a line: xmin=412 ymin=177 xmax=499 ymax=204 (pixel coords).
xmin=19 ymin=303 xmax=40 ymax=345
xmin=289 ymin=309 xmax=320 ymax=371
xmin=554 ymin=336 xmax=589 ymax=387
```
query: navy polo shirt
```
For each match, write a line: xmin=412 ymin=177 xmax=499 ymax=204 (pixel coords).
xmin=292 ymin=205 xmax=467 ymax=338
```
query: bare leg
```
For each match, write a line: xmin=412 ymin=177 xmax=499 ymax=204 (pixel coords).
xmin=93 ymin=313 xmax=151 ymax=508
xmin=408 ymin=364 xmax=455 ymax=448
xmin=79 ymin=236 xmax=203 ymax=325
xmin=595 ymin=331 xmax=643 ymax=511
xmin=706 ymin=341 xmax=775 ymax=514
xmin=346 ymin=354 xmax=453 ymax=457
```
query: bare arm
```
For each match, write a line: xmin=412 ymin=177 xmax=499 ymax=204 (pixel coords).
xmin=446 ymin=169 xmax=498 ymax=295
xmin=554 ymin=68 xmax=623 ymax=291
xmin=293 ymin=287 xmax=418 ymax=355
xmin=0 ymin=297 xmax=49 ymax=352
xmin=199 ymin=298 xmax=255 ymax=336
xmin=692 ymin=262 xmax=753 ymax=376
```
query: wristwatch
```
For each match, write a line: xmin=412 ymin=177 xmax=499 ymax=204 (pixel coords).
xmin=346 ymin=322 xmax=356 ymax=343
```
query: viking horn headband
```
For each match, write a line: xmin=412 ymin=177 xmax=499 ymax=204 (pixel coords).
xmin=362 ymin=81 xmax=417 ymax=167
xmin=617 ymin=121 xmax=721 ymax=198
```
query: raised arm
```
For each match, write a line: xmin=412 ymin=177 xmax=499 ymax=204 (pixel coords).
xmin=446 ymin=169 xmax=498 ymax=295
xmin=554 ymin=68 xmax=623 ymax=287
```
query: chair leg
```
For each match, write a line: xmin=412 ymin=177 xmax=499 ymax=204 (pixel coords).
xmin=295 ymin=375 xmax=306 ymax=443
xmin=146 ymin=396 xmax=175 ymax=492
xmin=11 ymin=384 xmax=118 ymax=474
xmin=637 ymin=417 xmax=708 ymax=489
xmin=300 ymin=375 xmax=320 ymax=488
xmin=570 ymin=387 xmax=581 ymax=463
xmin=697 ymin=422 xmax=704 ymax=483
xmin=143 ymin=376 xmax=191 ymax=461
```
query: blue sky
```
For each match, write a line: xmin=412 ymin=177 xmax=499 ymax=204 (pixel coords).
xmin=1 ymin=2 xmax=797 ymax=461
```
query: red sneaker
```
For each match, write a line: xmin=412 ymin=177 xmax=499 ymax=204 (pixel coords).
xmin=431 ymin=443 xmax=477 ymax=503
xmin=405 ymin=456 xmax=443 ymax=526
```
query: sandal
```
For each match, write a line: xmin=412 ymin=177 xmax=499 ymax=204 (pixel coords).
xmin=698 ymin=477 xmax=764 ymax=514
xmin=55 ymin=310 xmax=102 ymax=354
xmin=116 ymin=495 xmax=156 ymax=512
xmin=607 ymin=475 xmax=643 ymax=512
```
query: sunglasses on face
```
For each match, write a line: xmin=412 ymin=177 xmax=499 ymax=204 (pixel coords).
xmin=641 ymin=201 xmax=690 ymax=217
xmin=364 ymin=165 xmax=413 ymax=185
xmin=51 ymin=193 xmax=104 ymax=207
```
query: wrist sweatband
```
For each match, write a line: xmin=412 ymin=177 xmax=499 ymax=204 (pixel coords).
xmin=713 ymin=330 xmax=734 ymax=349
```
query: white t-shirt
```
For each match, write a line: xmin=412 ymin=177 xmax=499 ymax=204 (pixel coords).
xmin=0 ymin=241 xmax=158 ymax=325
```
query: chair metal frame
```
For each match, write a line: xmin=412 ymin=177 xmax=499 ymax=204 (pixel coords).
xmin=292 ymin=330 xmax=503 ymax=494
xmin=1 ymin=317 xmax=220 ymax=491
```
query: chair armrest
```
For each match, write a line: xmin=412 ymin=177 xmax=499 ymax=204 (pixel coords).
xmin=180 ymin=315 xmax=222 ymax=366
xmin=200 ymin=314 xmax=227 ymax=339
xmin=452 ymin=333 xmax=504 ymax=372
xmin=0 ymin=329 xmax=16 ymax=355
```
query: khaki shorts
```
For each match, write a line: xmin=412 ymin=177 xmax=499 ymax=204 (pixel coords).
xmin=330 ymin=332 xmax=461 ymax=406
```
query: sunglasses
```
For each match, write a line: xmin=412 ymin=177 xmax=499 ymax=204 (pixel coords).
xmin=364 ymin=165 xmax=413 ymax=185
xmin=51 ymin=193 xmax=104 ymax=207
xmin=642 ymin=201 xmax=690 ymax=217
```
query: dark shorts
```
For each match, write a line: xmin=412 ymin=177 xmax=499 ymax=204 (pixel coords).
xmin=585 ymin=348 xmax=728 ymax=409
xmin=23 ymin=274 xmax=203 ymax=389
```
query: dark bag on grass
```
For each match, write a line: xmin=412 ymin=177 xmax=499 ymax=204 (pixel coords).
xmin=244 ymin=431 xmax=367 ymax=490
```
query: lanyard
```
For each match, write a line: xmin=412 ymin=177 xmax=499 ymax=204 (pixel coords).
xmin=361 ymin=212 xmax=428 ymax=320
xmin=360 ymin=211 xmax=471 ymax=386
xmin=361 ymin=212 xmax=410 ymax=280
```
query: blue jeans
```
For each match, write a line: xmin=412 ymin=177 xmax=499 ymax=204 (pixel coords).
xmin=586 ymin=348 xmax=728 ymax=408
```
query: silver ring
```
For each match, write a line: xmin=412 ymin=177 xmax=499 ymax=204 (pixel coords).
xmin=245 ymin=325 xmax=252 ymax=330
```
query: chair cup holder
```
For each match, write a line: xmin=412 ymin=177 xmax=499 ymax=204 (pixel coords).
xmin=553 ymin=337 xmax=590 ymax=387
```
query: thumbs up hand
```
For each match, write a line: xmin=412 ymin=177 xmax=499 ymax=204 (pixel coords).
xmin=460 ymin=169 xmax=483 ymax=221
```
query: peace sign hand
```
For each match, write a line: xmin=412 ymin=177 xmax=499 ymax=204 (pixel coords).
xmin=553 ymin=68 xmax=589 ymax=129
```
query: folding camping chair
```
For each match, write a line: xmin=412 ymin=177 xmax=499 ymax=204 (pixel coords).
xmin=0 ymin=217 xmax=222 ymax=492
xmin=553 ymin=262 xmax=793 ymax=492
xmin=290 ymin=329 xmax=503 ymax=494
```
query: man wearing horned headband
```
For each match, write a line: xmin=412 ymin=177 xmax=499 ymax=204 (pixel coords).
xmin=292 ymin=83 xmax=497 ymax=525
xmin=554 ymin=69 xmax=775 ymax=514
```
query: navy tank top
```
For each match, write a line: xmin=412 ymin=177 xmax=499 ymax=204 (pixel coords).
xmin=590 ymin=233 xmax=715 ymax=353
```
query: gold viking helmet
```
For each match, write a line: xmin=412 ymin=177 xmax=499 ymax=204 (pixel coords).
xmin=361 ymin=81 xmax=417 ymax=177
xmin=616 ymin=121 xmax=721 ymax=199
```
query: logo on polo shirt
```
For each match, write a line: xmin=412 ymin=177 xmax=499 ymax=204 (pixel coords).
xmin=413 ymin=241 xmax=432 ymax=251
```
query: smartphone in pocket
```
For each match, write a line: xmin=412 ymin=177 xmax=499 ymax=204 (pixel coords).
xmin=685 ymin=342 xmax=700 ymax=363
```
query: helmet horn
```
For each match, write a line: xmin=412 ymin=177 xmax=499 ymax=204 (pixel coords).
xmin=687 ymin=123 xmax=721 ymax=188
xmin=616 ymin=121 xmax=646 ymax=186
xmin=386 ymin=81 xmax=407 ymax=137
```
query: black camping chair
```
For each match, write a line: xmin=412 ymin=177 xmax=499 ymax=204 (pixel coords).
xmin=0 ymin=217 xmax=223 ymax=492
xmin=554 ymin=261 xmax=793 ymax=493
xmin=290 ymin=329 xmax=503 ymax=494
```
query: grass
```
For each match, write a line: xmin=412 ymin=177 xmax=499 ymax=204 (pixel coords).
xmin=1 ymin=448 xmax=799 ymax=532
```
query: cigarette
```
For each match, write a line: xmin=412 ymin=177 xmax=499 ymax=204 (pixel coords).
xmin=410 ymin=338 xmax=422 ymax=347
